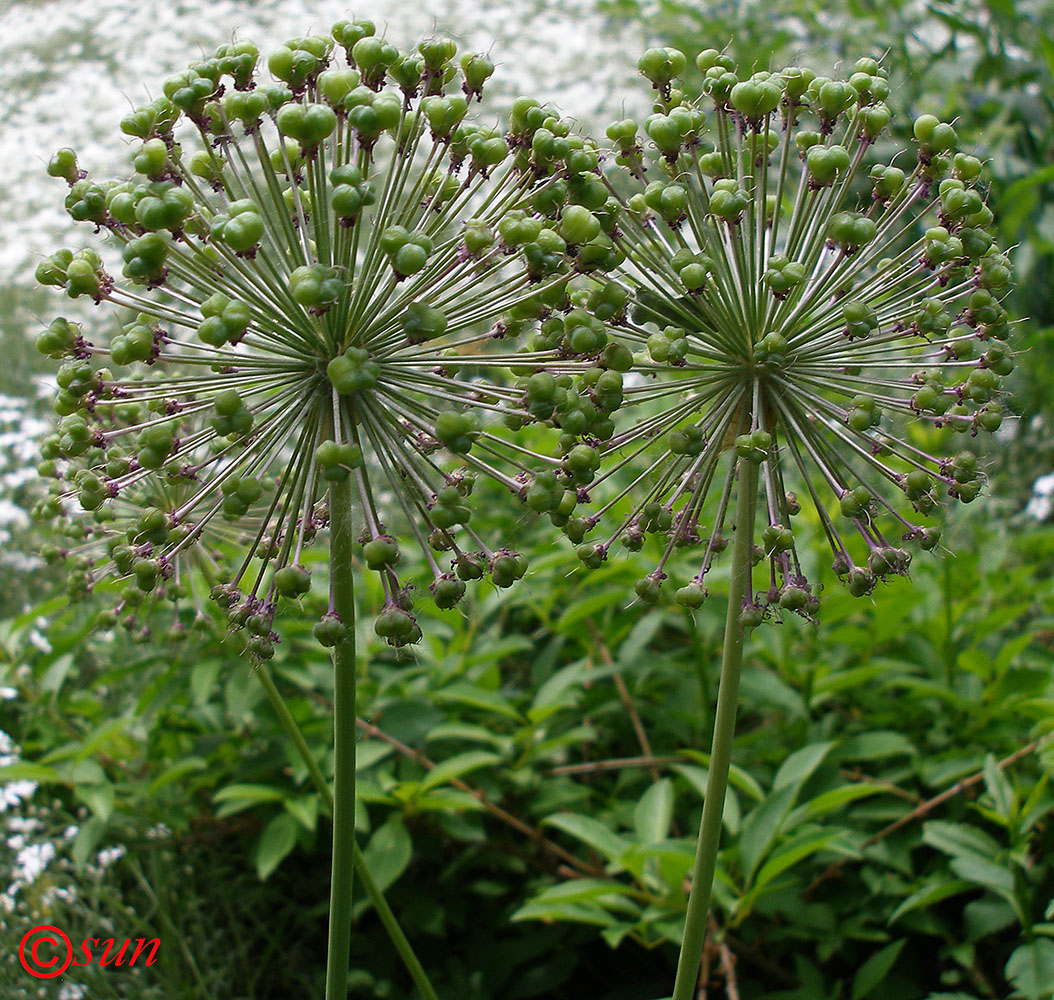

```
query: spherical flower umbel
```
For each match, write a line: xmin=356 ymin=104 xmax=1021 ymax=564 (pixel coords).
xmin=34 ymin=24 xmax=613 ymax=653
xmin=572 ymin=48 xmax=1013 ymax=621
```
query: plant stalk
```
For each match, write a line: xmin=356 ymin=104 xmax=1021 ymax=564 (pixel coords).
xmin=671 ymin=455 xmax=759 ymax=1000
xmin=254 ymin=666 xmax=439 ymax=1000
xmin=326 ymin=474 xmax=358 ymax=1000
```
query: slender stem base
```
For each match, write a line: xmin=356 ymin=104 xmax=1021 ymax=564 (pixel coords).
xmin=670 ymin=456 xmax=759 ymax=1000
xmin=255 ymin=667 xmax=439 ymax=1000
xmin=326 ymin=475 xmax=358 ymax=1000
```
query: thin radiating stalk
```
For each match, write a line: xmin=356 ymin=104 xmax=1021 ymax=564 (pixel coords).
xmin=326 ymin=473 xmax=358 ymax=1000
xmin=671 ymin=455 xmax=758 ymax=1000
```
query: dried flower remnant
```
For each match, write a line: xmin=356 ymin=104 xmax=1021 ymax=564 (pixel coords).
xmin=574 ymin=48 xmax=1012 ymax=621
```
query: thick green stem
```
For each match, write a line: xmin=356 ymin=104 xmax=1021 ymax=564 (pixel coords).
xmin=326 ymin=474 xmax=358 ymax=1000
xmin=254 ymin=666 xmax=439 ymax=1000
xmin=671 ymin=456 xmax=759 ymax=1000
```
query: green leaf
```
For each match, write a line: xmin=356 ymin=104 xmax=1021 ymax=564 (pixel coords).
xmin=983 ymin=753 xmax=1014 ymax=820
xmin=633 ymin=779 xmax=674 ymax=844
xmin=71 ymin=817 xmax=107 ymax=870
xmin=362 ymin=814 xmax=412 ymax=892
xmin=512 ymin=899 xmax=619 ymax=928
xmin=802 ymin=783 xmax=886 ymax=818
xmin=544 ymin=813 xmax=632 ymax=868
xmin=754 ymin=830 xmax=843 ymax=891
xmin=922 ymin=820 xmax=1002 ymax=861
xmin=773 ymin=741 xmax=835 ymax=793
xmin=213 ymin=783 xmax=287 ymax=818
xmin=739 ymin=784 xmax=798 ymax=882
xmin=356 ymin=740 xmax=395 ymax=770
xmin=836 ymin=731 xmax=917 ymax=761
xmin=41 ymin=653 xmax=73 ymax=694
xmin=418 ymin=751 xmax=500 ymax=794
xmin=522 ymin=878 xmax=638 ymax=906
xmin=283 ymin=794 xmax=319 ymax=832
xmin=0 ymin=761 xmax=63 ymax=784
xmin=255 ymin=813 xmax=298 ymax=880
xmin=148 ymin=757 xmax=207 ymax=794
xmin=888 ymin=880 xmax=975 ymax=925
xmin=948 ymin=855 xmax=1015 ymax=897
xmin=433 ymin=681 xmax=523 ymax=721
xmin=1005 ymin=939 xmax=1054 ymax=999
xmin=851 ymin=939 xmax=905 ymax=999
xmin=555 ymin=587 xmax=627 ymax=630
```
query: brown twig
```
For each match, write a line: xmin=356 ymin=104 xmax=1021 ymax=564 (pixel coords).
xmin=838 ymin=767 xmax=922 ymax=803
xmin=355 ymin=716 xmax=603 ymax=876
xmin=804 ymin=734 xmax=1054 ymax=897
xmin=587 ymin=620 xmax=663 ymax=784
xmin=718 ymin=939 xmax=740 ymax=1000
xmin=550 ymin=754 xmax=686 ymax=775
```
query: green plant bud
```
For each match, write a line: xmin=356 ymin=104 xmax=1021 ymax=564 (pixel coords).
xmin=559 ymin=205 xmax=602 ymax=245
xmin=328 ymin=347 xmax=380 ymax=394
xmin=638 ymin=47 xmax=685 ymax=87
xmin=730 ymin=79 xmax=780 ymax=119
xmin=48 ymin=147 xmax=81 ymax=184
xmin=364 ymin=536 xmax=400 ymax=570
xmin=806 ymin=144 xmax=850 ymax=186
xmin=273 ymin=564 xmax=311 ymax=597
xmin=313 ymin=613 xmax=347 ymax=647
xmin=634 ymin=576 xmax=661 ymax=604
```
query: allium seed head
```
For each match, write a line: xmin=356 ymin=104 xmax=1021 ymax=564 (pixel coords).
xmin=574 ymin=49 xmax=1013 ymax=619
xmin=34 ymin=28 xmax=615 ymax=652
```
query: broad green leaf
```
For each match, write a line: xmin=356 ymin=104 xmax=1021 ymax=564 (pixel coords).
xmin=674 ymin=755 xmax=765 ymax=801
xmin=433 ymin=681 xmax=523 ymax=721
xmin=418 ymin=751 xmax=501 ymax=794
xmin=619 ymin=840 xmax=694 ymax=889
xmin=424 ymin=722 xmax=511 ymax=750
xmin=0 ymin=761 xmax=63 ymax=784
xmin=802 ymin=783 xmax=886 ymax=818
xmin=362 ymin=814 xmax=412 ymax=892
xmin=356 ymin=740 xmax=394 ymax=770
xmin=811 ymin=665 xmax=891 ymax=699
xmin=76 ymin=781 xmax=114 ymax=824
xmin=851 ymin=939 xmax=905 ymax=999
xmin=888 ymin=880 xmax=975 ymax=925
xmin=670 ymin=765 xmax=740 ymax=832
xmin=409 ymin=790 xmax=486 ymax=813
xmin=512 ymin=899 xmax=618 ymax=928
xmin=555 ymin=588 xmax=627 ymax=630
xmin=190 ymin=659 xmax=221 ymax=705
xmin=283 ymin=794 xmax=319 ymax=832
xmin=773 ymin=741 xmax=835 ymax=793
xmin=923 ymin=820 xmax=1002 ymax=862
xmin=524 ymin=878 xmax=638 ymax=906
xmin=213 ymin=783 xmax=287 ymax=818
xmin=983 ymin=753 xmax=1014 ymax=821
xmin=836 ymin=731 xmax=917 ymax=761
xmin=147 ymin=757 xmax=207 ymax=794
xmin=949 ymin=855 xmax=1015 ymax=897
xmin=1005 ymin=939 xmax=1054 ymax=999
xmin=71 ymin=817 xmax=107 ymax=870
xmin=754 ymin=830 xmax=843 ymax=891
xmin=633 ymin=779 xmax=674 ymax=844
xmin=41 ymin=653 xmax=73 ymax=695
xmin=739 ymin=784 xmax=798 ymax=881
xmin=544 ymin=813 xmax=632 ymax=868
xmin=255 ymin=813 xmax=298 ymax=880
